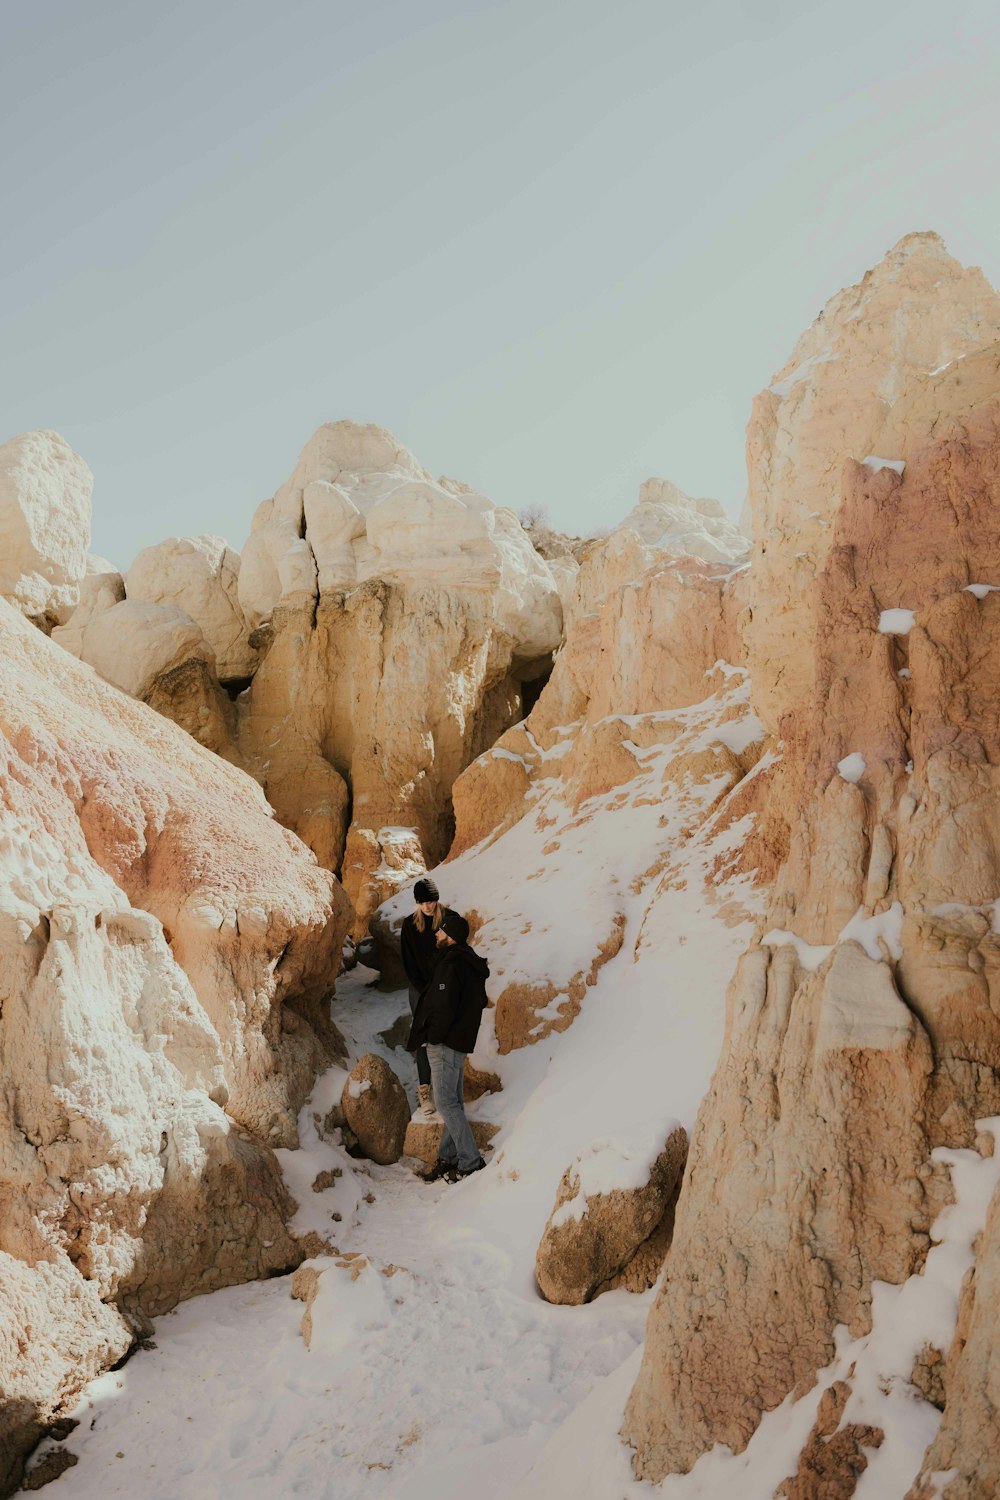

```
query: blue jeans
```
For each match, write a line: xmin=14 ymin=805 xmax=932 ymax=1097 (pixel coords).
xmin=425 ymin=1043 xmax=480 ymax=1172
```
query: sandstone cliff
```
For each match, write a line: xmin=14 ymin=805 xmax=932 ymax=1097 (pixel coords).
xmin=54 ymin=422 xmax=563 ymax=937
xmin=620 ymin=236 xmax=1000 ymax=1497
xmin=741 ymin=231 xmax=1000 ymax=732
xmin=0 ymin=596 xmax=351 ymax=1491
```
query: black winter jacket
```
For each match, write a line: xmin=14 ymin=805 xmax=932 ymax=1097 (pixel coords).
xmin=407 ymin=941 xmax=490 ymax=1056
xmin=400 ymin=910 xmax=451 ymax=994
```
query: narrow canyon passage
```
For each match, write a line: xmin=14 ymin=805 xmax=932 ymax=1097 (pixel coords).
xmin=49 ymin=968 xmax=652 ymax=1500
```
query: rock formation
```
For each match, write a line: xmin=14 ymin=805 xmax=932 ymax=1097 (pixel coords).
xmin=339 ymin=1054 xmax=410 ymax=1165
xmin=622 ymin=238 xmax=1000 ymax=1493
xmin=229 ymin=422 xmax=563 ymax=930
xmin=52 ymin=422 xmax=564 ymax=936
xmin=741 ymin=231 xmax=1000 ymax=732
xmin=535 ymin=1125 xmax=687 ymax=1305
xmin=0 ymin=430 xmax=93 ymax=625
xmin=0 ymin=594 xmax=351 ymax=1489
xmin=126 ymin=534 xmax=254 ymax=682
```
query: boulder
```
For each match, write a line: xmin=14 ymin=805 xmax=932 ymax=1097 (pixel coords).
xmin=55 ymin=597 xmax=214 ymax=699
xmin=535 ymin=1125 xmax=688 ymax=1305
xmin=403 ymin=1117 xmax=499 ymax=1166
xmin=0 ymin=430 xmax=92 ymax=623
xmin=126 ymin=534 xmax=255 ymax=682
xmin=49 ymin=561 xmax=125 ymax=658
xmin=340 ymin=1054 xmax=411 ymax=1165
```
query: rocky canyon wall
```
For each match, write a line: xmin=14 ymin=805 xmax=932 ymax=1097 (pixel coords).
xmin=621 ymin=238 xmax=1000 ymax=1497
xmin=0 ymin=592 xmax=351 ymax=1491
xmin=50 ymin=423 xmax=567 ymax=936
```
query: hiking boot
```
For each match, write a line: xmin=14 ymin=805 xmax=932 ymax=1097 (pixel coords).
xmin=414 ymin=1083 xmax=436 ymax=1120
xmin=421 ymin=1158 xmax=456 ymax=1183
xmin=444 ymin=1156 xmax=487 ymax=1183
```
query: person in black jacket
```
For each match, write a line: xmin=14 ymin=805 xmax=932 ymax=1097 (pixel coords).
xmin=407 ymin=909 xmax=490 ymax=1182
xmin=400 ymin=877 xmax=446 ymax=1118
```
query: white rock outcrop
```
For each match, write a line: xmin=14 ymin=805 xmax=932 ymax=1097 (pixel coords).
xmin=238 ymin=421 xmax=562 ymax=664
xmin=57 ymin=598 xmax=214 ymax=699
xmin=126 ymin=534 xmax=254 ymax=682
xmin=0 ymin=430 xmax=93 ymax=623
xmin=49 ymin=560 xmax=126 ymax=659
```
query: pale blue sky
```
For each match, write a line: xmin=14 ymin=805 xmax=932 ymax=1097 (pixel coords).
xmin=3 ymin=0 xmax=1000 ymax=564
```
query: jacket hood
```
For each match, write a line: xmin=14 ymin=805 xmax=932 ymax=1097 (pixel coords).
xmin=439 ymin=942 xmax=490 ymax=980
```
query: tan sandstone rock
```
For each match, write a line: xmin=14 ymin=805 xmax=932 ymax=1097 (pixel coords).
xmin=742 ymin=231 xmax=1000 ymax=732
xmin=623 ymin=941 xmax=946 ymax=1479
xmin=126 ymin=533 xmax=255 ymax=682
xmin=227 ymin=422 xmax=563 ymax=924
xmin=57 ymin=597 xmax=216 ymax=700
xmin=340 ymin=1054 xmax=411 ymax=1165
xmin=0 ymin=430 xmax=93 ymax=625
xmin=624 ymin=339 xmax=1000 ymax=1483
xmin=403 ymin=1118 xmax=499 ymax=1166
xmin=0 ymin=594 xmax=351 ymax=1482
xmin=566 ymin=477 xmax=748 ymax=632
xmin=535 ymin=1125 xmax=687 ymax=1305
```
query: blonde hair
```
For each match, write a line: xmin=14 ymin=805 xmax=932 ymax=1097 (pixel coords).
xmin=414 ymin=903 xmax=443 ymax=934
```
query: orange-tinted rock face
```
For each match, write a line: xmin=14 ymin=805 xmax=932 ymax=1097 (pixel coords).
xmin=743 ymin=233 xmax=1000 ymax=732
xmin=624 ymin=382 xmax=1000 ymax=1484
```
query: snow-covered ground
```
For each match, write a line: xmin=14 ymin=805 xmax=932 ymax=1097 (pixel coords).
xmin=45 ymin=966 xmax=655 ymax=1500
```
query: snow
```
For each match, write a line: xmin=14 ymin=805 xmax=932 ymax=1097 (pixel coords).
xmin=964 ymin=583 xmax=999 ymax=599
xmin=509 ymin=1118 xmax=1000 ymax=1500
xmin=840 ymin=902 xmax=904 ymax=962
xmin=761 ymin=902 xmax=904 ymax=969
xmin=760 ymin=927 xmax=833 ymax=971
xmin=491 ymin=747 xmax=530 ymax=765
xmin=861 ymin=455 xmax=906 ymax=475
xmin=879 ymin=608 xmax=916 ymax=634
xmin=347 ymin=1077 xmax=371 ymax=1098
xmin=837 ymin=751 xmax=866 ymax=782
xmin=767 ymin=350 xmax=839 ymax=397
xmin=550 ymin=1121 xmax=681 ymax=1228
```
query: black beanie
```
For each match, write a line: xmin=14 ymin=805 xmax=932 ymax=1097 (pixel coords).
xmin=413 ymin=877 xmax=439 ymax=903
xmin=440 ymin=909 xmax=470 ymax=944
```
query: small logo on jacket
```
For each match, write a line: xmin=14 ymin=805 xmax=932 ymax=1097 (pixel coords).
xmin=439 ymin=983 xmax=445 ymax=989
